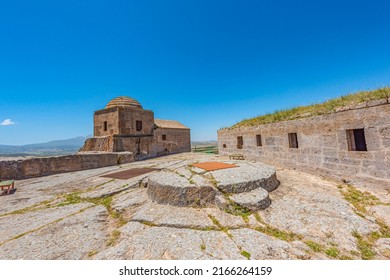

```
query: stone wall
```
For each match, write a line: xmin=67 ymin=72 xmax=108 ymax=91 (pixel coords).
xmin=94 ymin=108 xmax=119 ymax=136
xmin=118 ymin=108 xmax=155 ymax=136
xmin=154 ymin=128 xmax=191 ymax=155
xmin=113 ymin=136 xmax=155 ymax=159
xmin=218 ymin=100 xmax=390 ymax=188
xmin=111 ymin=128 xmax=191 ymax=159
xmin=80 ymin=127 xmax=191 ymax=160
xmin=80 ymin=136 xmax=115 ymax=152
xmin=94 ymin=107 xmax=155 ymax=137
xmin=0 ymin=152 xmax=134 ymax=180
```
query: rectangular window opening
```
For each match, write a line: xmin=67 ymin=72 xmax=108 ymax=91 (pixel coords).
xmin=162 ymin=134 xmax=167 ymax=141
xmin=288 ymin=133 xmax=298 ymax=149
xmin=103 ymin=121 xmax=108 ymax=132
xmin=223 ymin=144 xmax=226 ymax=148
xmin=256 ymin=135 xmax=262 ymax=147
xmin=346 ymin=129 xmax=367 ymax=151
xmin=136 ymin=120 xmax=142 ymax=132
xmin=237 ymin=136 xmax=243 ymax=149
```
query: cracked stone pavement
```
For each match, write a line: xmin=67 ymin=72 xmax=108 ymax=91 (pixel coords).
xmin=0 ymin=153 xmax=389 ymax=260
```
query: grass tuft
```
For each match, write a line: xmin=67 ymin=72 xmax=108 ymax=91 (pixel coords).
xmin=255 ymin=225 xmax=303 ymax=242
xmin=240 ymin=251 xmax=251 ymax=260
xmin=325 ymin=247 xmax=340 ymax=258
xmin=253 ymin=212 xmax=265 ymax=224
xmin=106 ymin=230 xmax=121 ymax=247
xmin=206 ymin=174 xmax=219 ymax=188
xmin=224 ymin=202 xmax=252 ymax=221
xmin=88 ymin=250 xmax=98 ymax=257
xmin=253 ymin=212 xmax=303 ymax=242
xmin=208 ymin=214 xmax=232 ymax=238
xmin=141 ymin=221 xmax=157 ymax=227
xmin=339 ymin=255 xmax=354 ymax=260
xmin=1 ymin=199 xmax=56 ymax=217
xmin=340 ymin=184 xmax=379 ymax=215
xmin=305 ymin=240 xmax=324 ymax=253
xmin=352 ymin=231 xmax=376 ymax=260
xmin=199 ymin=226 xmax=215 ymax=232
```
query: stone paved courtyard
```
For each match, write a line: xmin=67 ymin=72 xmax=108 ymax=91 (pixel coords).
xmin=0 ymin=153 xmax=389 ymax=260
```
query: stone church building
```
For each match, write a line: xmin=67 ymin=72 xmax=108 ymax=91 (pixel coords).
xmin=81 ymin=96 xmax=191 ymax=159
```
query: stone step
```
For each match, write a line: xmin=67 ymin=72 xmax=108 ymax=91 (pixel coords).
xmin=230 ymin=187 xmax=271 ymax=211
xmin=147 ymin=171 xmax=216 ymax=207
xmin=212 ymin=162 xmax=279 ymax=193
xmin=215 ymin=187 xmax=271 ymax=212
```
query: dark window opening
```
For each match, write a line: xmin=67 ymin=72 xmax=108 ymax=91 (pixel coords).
xmin=256 ymin=135 xmax=262 ymax=147
xmin=288 ymin=133 xmax=298 ymax=148
xmin=103 ymin=121 xmax=108 ymax=132
xmin=347 ymin=129 xmax=367 ymax=151
xmin=223 ymin=144 xmax=227 ymax=148
xmin=237 ymin=136 xmax=243 ymax=149
xmin=162 ymin=135 xmax=167 ymax=141
xmin=136 ymin=120 xmax=142 ymax=131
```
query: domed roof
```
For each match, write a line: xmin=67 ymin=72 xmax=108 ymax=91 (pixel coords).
xmin=105 ymin=96 xmax=143 ymax=109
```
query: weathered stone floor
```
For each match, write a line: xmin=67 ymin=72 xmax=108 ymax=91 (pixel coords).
xmin=0 ymin=153 xmax=389 ymax=260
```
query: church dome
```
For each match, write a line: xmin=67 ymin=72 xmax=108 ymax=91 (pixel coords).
xmin=106 ymin=96 xmax=143 ymax=109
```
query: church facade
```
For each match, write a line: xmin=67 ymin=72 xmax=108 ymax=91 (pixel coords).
xmin=81 ymin=96 xmax=191 ymax=159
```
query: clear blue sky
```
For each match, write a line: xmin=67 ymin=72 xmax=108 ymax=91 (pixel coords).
xmin=0 ymin=0 xmax=389 ymax=145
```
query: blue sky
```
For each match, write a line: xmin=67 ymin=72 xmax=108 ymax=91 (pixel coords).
xmin=0 ymin=0 xmax=389 ymax=145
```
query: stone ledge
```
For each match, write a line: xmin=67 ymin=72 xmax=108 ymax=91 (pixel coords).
xmin=230 ymin=188 xmax=271 ymax=211
xmin=0 ymin=152 xmax=134 ymax=180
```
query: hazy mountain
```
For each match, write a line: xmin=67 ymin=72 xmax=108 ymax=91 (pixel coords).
xmin=191 ymin=140 xmax=217 ymax=145
xmin=0 ymin=136 xmax=89 ymax=156
xmin=0 ymin=137 xmax=216 ymax=157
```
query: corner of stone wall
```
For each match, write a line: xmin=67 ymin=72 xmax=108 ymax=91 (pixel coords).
xmin=116 ymin=152 xmax=134 ymax=164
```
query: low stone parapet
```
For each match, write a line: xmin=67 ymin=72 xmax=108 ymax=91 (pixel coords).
xmin=0 ymin=152 xmax=134 ymax=180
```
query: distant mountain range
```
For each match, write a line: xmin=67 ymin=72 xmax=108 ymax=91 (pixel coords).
xmin=0 ymin=137 xmax=217 ymax=157
xmin=191 ymin=140 xmax=217 ymax=145
xmin=0 ymin=136 xmax=89 ymax=157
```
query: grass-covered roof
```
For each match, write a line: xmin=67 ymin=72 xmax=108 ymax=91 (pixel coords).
xmin=230 ymin=87 xmax=390 ymax=128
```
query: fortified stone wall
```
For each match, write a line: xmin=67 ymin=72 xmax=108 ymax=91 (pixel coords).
xmin=0 ymin=152 xmax=134 ymax=180
xmin=117 ymin=108 xmax=154 ymax=136
xmin=80 ymin=136 xmax=115 ymax=152
xmin=218 ymin=99 xmax=390 ymax=188
xmin=80 ymin=128 xmax=191 ymax=160
xmin=94 ymin=108 xmax=119 ymax=136
xmin=94 ymin=107 xmax=154 ymax=137
xmin=112 ymin=128 xmax=191 ymax=158
xmin=113 ymin=136 xmax=155 ymax=158
xmin=154 ymin=128 xmax=191 ymax=155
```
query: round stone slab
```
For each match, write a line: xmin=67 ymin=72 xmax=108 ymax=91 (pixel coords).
xmin=211 ymin=161 xmax=279 ymax=193
xmin=147 ymin=161 xmax=279 ymax=209
xmin=147 ymin=171 xmax=216 ymax=207
xmin=230 ymin=187 xmax=271 ymax=211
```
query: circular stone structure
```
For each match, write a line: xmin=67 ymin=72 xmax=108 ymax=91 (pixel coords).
xmin=147 ymin=161 xmax=279 ymax=210
xmin=106 ymin=96 xmax=143 ymax=110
